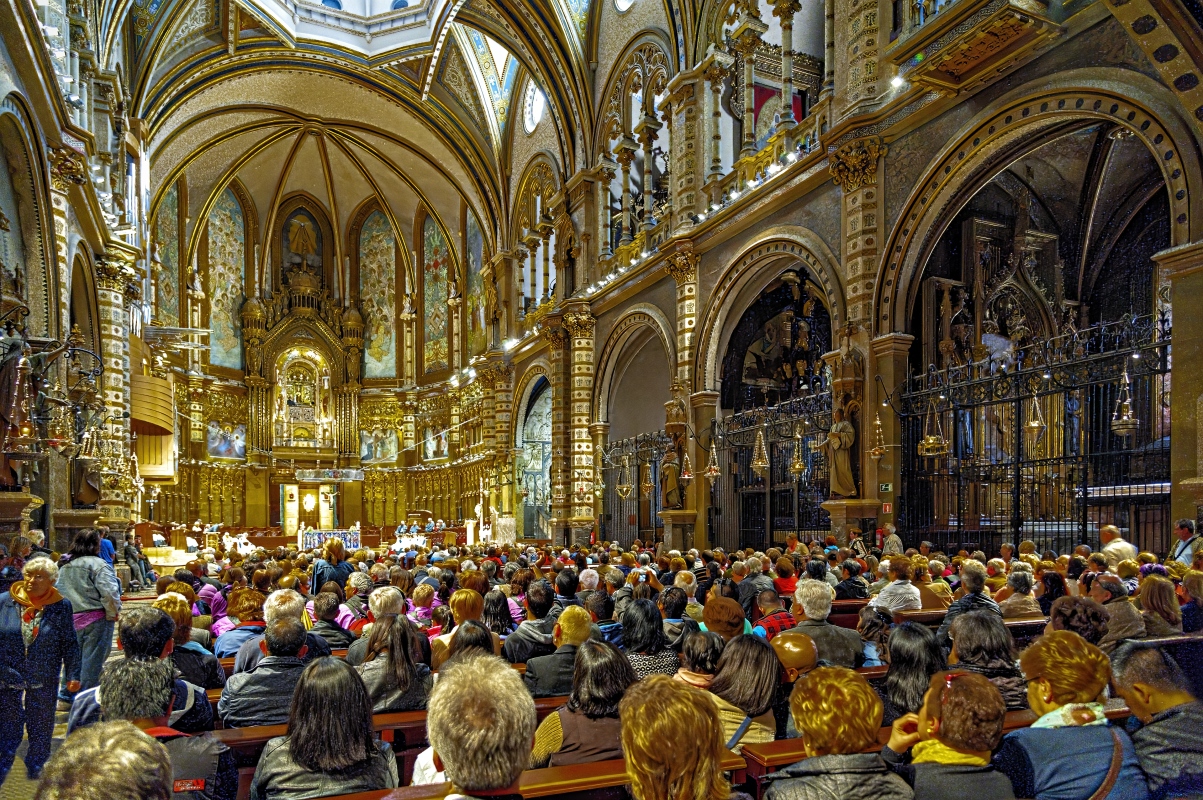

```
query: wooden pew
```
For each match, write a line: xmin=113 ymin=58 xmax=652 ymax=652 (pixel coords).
xmin=312 ymin=748 xmax=746 ymax=800
xmin=829 ymin=598 xmax=869 ymax=629
xmin=218 ymin=648 xmax=349 ymax=677
xmin=740 ymin=698 xmax=1131 ymax=799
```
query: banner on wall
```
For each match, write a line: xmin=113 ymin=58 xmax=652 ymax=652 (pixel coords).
xmin=299 ymin=528 xmax=361 ymax=551
xmin=295 ymin=468 xmax=364 ymax=482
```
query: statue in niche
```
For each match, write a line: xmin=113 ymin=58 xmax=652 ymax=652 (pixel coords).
xmin=814 ymin=406 xmax=857 ymax=498
xmin=288 ymin=217 xmax=318 ymax=260
xmin=660 ymin=445 xmax=682 ymax=510
xmin=0 ymin=324 xmax=26 ymax=486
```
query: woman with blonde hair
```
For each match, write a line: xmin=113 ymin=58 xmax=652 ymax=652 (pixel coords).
xmin=763 ymin=667 xmax=911 ymax=800
xmin=312 ymin=538 xmax=355 ymax=593
xmin=619 ymin=674 xmax=749 ymax=800
xmin=1139 ymin=574 xmax=1183 ymax=637
xmin=992 ymin=631 xmax=1149 ymax=799
xmin=153 ymin=592 xmax=224 ymax=689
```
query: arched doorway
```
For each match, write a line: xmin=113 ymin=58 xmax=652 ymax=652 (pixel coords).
xmin=517 ymin=377 xmax=552 ymax=540
xmin=897 ymin=121 xmax=1173 ymax=555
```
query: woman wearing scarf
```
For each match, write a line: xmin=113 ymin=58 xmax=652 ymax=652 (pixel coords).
xmin=992 ymin=631 xmax=1149 ymax=800
xmin=0 ymin=556 xmax=80 ymax=782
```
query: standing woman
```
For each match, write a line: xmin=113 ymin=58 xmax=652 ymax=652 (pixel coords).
xmin=0 ymin=557 xmax=81 ymax=781
xmin=311 ymin=538 xmax=355 ymax=596
xmin=55 ymin=529 xmax=120 ymax=701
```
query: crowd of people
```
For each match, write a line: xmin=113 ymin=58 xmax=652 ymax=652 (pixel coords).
xmin=1 ymin=519 xmax=1201 ymax=800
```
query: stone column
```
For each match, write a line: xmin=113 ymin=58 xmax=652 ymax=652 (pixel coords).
xmin=773 ymin=0 xmax=803 ymax=136
xmin=831 ymin=137 xmax=887 ymax=327
xmin=689 ymin=390 xmax=721 ymax=548
xmin=538 ymin=223 xmax=553 ymax=302
xmin=589 ymin=422 xmax=609 ymax=529
xmin=732 ymin=13 xmax=768 ymax=160
xmin=542 ymin=317 xmax=570 ymax=544
xmin=596 ymin=158 xmax=617 ymax=260
xmin=634 ymin=115 xmax=661 ymax=233
xmin=95 ymin=255 xmax=134 ymax=529
xmin=563 ymin=305 xmax=596 ymax=543
xmin=701 ymin=52 xmax=733 ymax=205
xmin=822 ymin=0 xmax=835 ymax=98
xmin=661 ymin=66 xmax=704 ymax=227
xmin=614 ymin=138 xmax=638 ymax=246
xmin=513 ymin=246 xmax=528 ymax=320
xmin=1153 ymin=242 xmax=1203 ymax=523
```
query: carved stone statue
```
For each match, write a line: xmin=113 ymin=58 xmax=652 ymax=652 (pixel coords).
xmin=816 ymin=406 xmax=857 ymax=497
xmin=288 ymin=217 xmax=318 ymax=258
xmin=660 ymin=446 xmax=682 ymax=510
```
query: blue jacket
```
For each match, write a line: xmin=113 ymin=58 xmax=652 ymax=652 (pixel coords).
xmin=56 ymin=555 xmax=121 ymax=618
xmin=213 ymin=622 xmax=267 ymax=658
xmin=0 ymin=591 xmax=80 ymax=690
xmin=993 ymin=725 xmax=1149 ymax=800
xmin=312 ymin=560 xmax=356 ymax=593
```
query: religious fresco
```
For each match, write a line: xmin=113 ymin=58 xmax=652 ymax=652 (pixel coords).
xmin=423 ymin=425 xmax=449 ymax=460
xmin=359 ymin=211 xmax=397 ymax=378
xmin=207 ymin=421 xmax=247 ymax=459
xmin=423 ymin=216 xmax=449 ymax=374
xmin=207 ymin=188 xmax=245 ymax=369
xmin=155 ymin=182 xmax=180 ymax=326
xmin=0 ymin=146 xmax=27 ymax=308
xmin=465 ymin=212 xmax=487 ymax=358
xmin=360 ymin=428 xmax=399 ymax=463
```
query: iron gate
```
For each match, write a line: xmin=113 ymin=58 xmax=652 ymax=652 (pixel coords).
xmin=709 ymin=392 xmax=835 ymax=553
xmin=897 ymin=313 xmax=1171 ymax=556
xmin=600 ymin=431 xmax=671 ymax=548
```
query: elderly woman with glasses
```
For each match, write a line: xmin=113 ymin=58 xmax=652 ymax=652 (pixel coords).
xmin=992 ymin=631 xmax=1149 ymax=800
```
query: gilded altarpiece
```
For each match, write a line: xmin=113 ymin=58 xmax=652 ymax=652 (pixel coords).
xmin=360 ymin=398 xmax=406 ymax=526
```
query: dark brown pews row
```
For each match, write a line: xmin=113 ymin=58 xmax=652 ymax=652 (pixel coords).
xmin=217 ymin=651 xmax=527 ymax=678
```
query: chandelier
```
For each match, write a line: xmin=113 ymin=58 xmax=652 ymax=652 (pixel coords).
xmin=616 ymin=455 xmax=633 ymax=498
xmin=751 ymin=427 xmax=769 ymax=477
xmin=917 ymin=397 xmax=949 ymax=457
xmin=1111 ymin=370 xmax=1139 ymax=437
xmin=789 ymin=432 xmax=807 ymax=478
xmin=639 ymin=461 xmax=654 ymax=498
xmin=703 ymin=443 xmax=721 ymax=485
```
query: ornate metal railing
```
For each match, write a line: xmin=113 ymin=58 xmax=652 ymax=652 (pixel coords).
xmin=600 ymin=431 xmax=672 ymax=548
xmin=709 ymin=392 xmax=835 ymax=553
xmin=895 ymin=312 xmax=1172 ymax=556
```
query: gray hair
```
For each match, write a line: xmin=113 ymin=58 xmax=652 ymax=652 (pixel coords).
xmin=428 ymin=654 xmax=536 ymax=791
xmin=29 ymin=529 xmax=45 ymax=546
xmin=348 ymin=571 xmax=372 ymax=593
xmin=264 ymin=589 xmax=306 ymax=625
xmin=368 ymin=585 xmax=406 ymax=616
xmin=638 ymin=553 xmax=651 ymax=566
xmin=960 ymin=560 xmax=987 ymax=593
xmin=731 ymin=561 xmax=748 ymax=578
xmin=99 ymin=657 xmax=175 ymax=721
xmin=1095 ymin=574 xmax=1127 ymax=601
xmin=604 ymin=569 xmax=625 ymax=589
xmin=1111 ymin=642 xmax=1193 ymax=694
xmin=793 ymin=580 xmax=832 ymax=621
xmin=1007 ymin=570 xmax=1034 ymax=595
xmin=745 ymin=557 xmax=763 ymax=575
xmin=34 ymin=720 xmax=172 ymax=800
xmin=578 ymin=568 xmax=599 ymax=591
xmin=673 ymin=570 xmax=697 ymax=598
xmin=23 ymin=556 xmax=58 ymax=582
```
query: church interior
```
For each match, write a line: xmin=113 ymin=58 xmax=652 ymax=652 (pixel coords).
xmin=1 ymin=0 xmax=1202 ymax=560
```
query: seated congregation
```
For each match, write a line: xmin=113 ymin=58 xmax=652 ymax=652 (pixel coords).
xmin=4 ymin=526 xmax=1203 ymax=800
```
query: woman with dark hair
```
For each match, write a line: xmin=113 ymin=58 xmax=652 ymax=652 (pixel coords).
xmin=481 ymin=589 xmax=517 ymax=638
xmin=857 ymin=606 xmax=893 ymax=667
xmin=876 ymin=621 xmax=946 ymax=725
xmin=310 ymin=539 xmax=355 ymax=598
xmin=623 ymin=599 xmax=679 ymax=678
xmin=773 ymin=558 xmax=797 ymax=596
xmin=707 ymin=634 xmax=781 ymax=752
xmin=674 ymin=630 xmax=725 ymax=689
xmin=1066 ymin=555 xmax=1088 ymax=596
xmin=1048 ymin=595 xmax=1110 ymax=646
xmin=529 ymin=640 xmax=638 ymax=768
xmin=446 ymin=619 xmax=494 ymax=663
xmin=356 ymin=614 xmax=431 ymax=713
xmin=54 ymin=529 xmax=120 ymax=699
xmin=250 ymin=658 xmax=398 ymax=800
xmin=949 ymin=610 xmax=1028 ymax=710
xmin=507 ymin=568 xmax=535 ymax=625
xmin=1035 ymin=570 xmax=1068 ymax=616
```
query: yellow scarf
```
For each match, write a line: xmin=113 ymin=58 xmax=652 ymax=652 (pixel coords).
xmin=911 ymin=739 xmax=990 ymax=766
xmin=10 ymin=580 xmax=62 ymax=613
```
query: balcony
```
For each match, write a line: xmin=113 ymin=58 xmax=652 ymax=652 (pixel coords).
xmin=885 ymin=0 xmax=1061 ymax=93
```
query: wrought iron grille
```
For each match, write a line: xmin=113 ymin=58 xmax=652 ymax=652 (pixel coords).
xmin=896 ymin=313 xmax=1171 ymax=556
xmin=600 ymin=431 xmax=671 ymax=548
xmin=709 ymin=392 xmax=835 ymax=553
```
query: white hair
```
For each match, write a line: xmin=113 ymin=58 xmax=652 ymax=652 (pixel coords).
xmin=263 ymin=589 xmax=306 ymax=624
xmin=793 ymin=580 xmax=833 ymax=621
xmin=745 ymin=557 xmax=763 ymax=575
xmin=673 ymin=570 xmax=697 ymax=598
xmin=578 ymin=568 xmax=599 ymax=591
xmin=368 ymin=586 xmax=406 ymax=616
xmin=23 ymin=556 xmax=58 ymax=582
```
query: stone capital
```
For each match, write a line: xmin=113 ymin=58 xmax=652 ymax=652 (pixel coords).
xmin=830 ymin=136 xmax=887 ymax=193
xmin=1153 ymin=241 xmax=1203 ymax=281
xmin=95 ymin=255 xmax=133 ymax=291
xmin=48 ymin=146 xmax=87 ymax=192
xmin=665 ymin=247 xmax=698 ymax=285
xmin=563 ymin=307 xmax=596 ymax=339
xmin=870 ymin=332 xmax=916 ymax=358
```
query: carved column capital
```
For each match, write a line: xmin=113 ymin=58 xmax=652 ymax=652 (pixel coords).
xmin=48 ymin=146 xmax=87 ymax=192
xmin=666 ymin=248 xmax=698 ymax=285
xmin=563 ymin=307 xmax=596 ymax=339
xmin=830 ymin=136 xmax=888 ymax=192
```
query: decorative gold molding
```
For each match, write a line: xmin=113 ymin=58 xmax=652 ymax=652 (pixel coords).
xmin=665 ymin=248 xmax=698 ymax=285
xmin=830 ymin=137 xmax=887 ymax=193
xmin=48 ymin=147 xmax=86 ymax=192
xmin=563 ymin=308 xmax=596 ymax=339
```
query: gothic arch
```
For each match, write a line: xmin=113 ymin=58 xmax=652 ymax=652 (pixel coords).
xmin=513 ymin=358 xmax=551 ymax=448
xmin=594 ymin=32 xmax=674 ymax=154
xmin=695 ymin=225 xmax=845 ymax=393
xmin=273 ymin=192 xmax=338 ymax=294
xmin=69 ymin=250 xmax=99 ymax=353
xmin=874 ymin=69 xmax=1202 ymax=336
xmin=594 ymin=303 xmax=677 ymax=423
xmin=0 ymin=93 xmax=56 ymax=339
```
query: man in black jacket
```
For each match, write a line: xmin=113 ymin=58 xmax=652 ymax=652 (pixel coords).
xmin=543 ymin=569 xmax=581 ymax=630
xmin=523 ymin=606 xmax=591 ymax=697
xmin=504 ymin=581 xmax=556 ymax=664
xmin=231 ymin=589 xmax=331 ymax=673
xmin=100 ymin=657 xmax=237 ymax=800
xmin=935 ymin=560 xmax=1000 ymax=648
xmin=834 ymin=560 xmax=870 ymax=600
xmin=310 ymin=591 xmax=355 ymax=649
xmin=218 ymin=619 xmax=308 ymax=727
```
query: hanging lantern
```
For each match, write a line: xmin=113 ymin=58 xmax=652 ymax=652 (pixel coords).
xmin=870 ymin=412 xmax=887 ymax=464
xmin=789 ymin=433 xmax=807 ymax=478
xmin=751 ymin=427 xmax=770 ymax=477
xmin=616 ymin=455 xmax=634 ymax=498
xmin=680 ymin=451 xmax=694 ymax=487
xmin=639 ymin=461 xmax=654 ymax=497
xmin=1025 ymin=396 xmax=1047 ymax=449
xmin=703 ymin=445 xmax=721 ymax=485
xmin=1111 ymin=370 xmax=1139 ymax=437
xmin=918 ymin=397 xmax=950 ymax=457
xmin=552 ymin=482 xmax=566 ymax=502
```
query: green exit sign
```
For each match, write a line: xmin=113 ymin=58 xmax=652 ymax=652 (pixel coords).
xmin=879 ymin=483 xmax=893 ymax=494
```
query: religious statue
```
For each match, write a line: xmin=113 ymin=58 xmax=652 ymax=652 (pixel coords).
xmin=660 ymin=445 xmax=682 ymax=510
xmin=814 ymin=406 xmax=857 ymax=497
xmin=245 ymin=341 xmax=262 ymax=377
xmin=288 ymin=217 xmax=318 ymax=259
